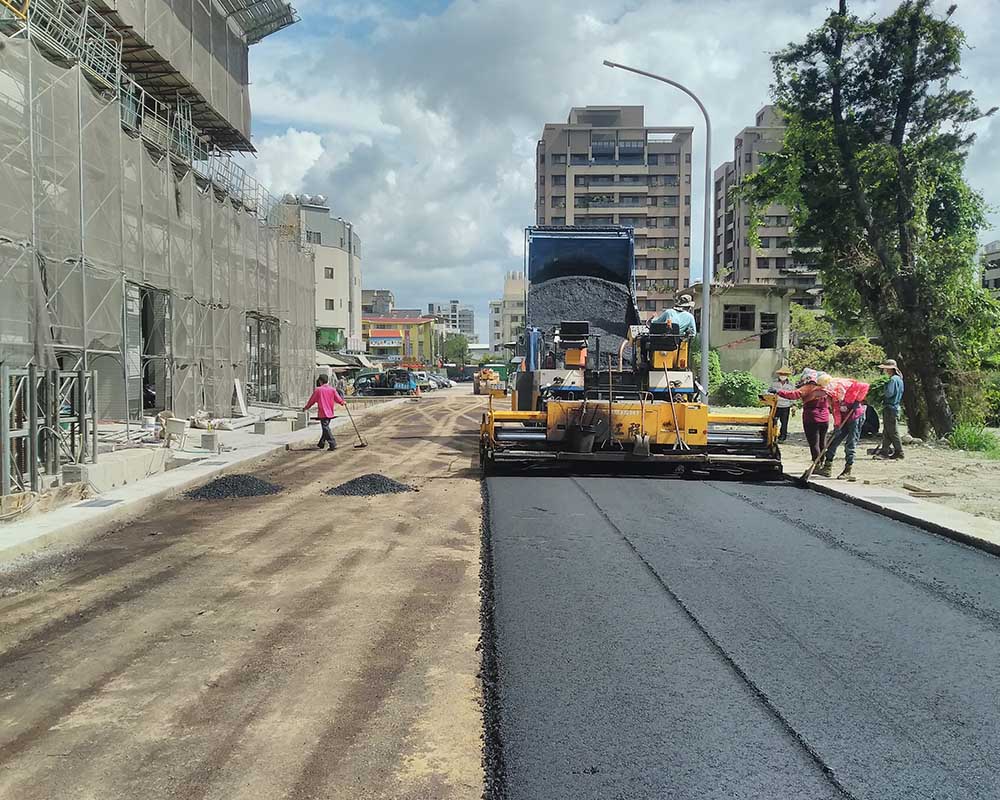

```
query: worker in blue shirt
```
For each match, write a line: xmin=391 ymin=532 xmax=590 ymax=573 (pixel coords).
xmin=872 ymin=358 xmax=904 ymax=459
xmin=652 ymin=294 xmax=697 ymax=336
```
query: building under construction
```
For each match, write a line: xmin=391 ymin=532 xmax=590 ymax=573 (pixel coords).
xmin=0 ymin=0 xmax=313 ymax=497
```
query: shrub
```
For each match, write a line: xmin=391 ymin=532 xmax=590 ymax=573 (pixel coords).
xmin=983 ymin=373 xmax=1000 ymax=428
xmin=948 ymin=423 xmax=1000 ymax=453
xmin=690 ymin=346 xmax=723 ymax=395
xmin=715 ymin=371 xmax=767 ymax=407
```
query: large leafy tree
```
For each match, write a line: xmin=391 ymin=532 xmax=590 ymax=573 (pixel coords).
xmin=743 ymin=0 xmax=1000 ymax=437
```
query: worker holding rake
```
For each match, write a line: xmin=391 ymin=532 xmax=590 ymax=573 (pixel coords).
xmin=304 ymin=374 xmax=347 ymax=452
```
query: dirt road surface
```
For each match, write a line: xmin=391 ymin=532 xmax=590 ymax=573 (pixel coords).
xmin=0 ymin=392 xmax=485 ymax=800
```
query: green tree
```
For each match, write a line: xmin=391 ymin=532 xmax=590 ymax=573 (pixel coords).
xmin=741 ymin=0 xmax=1000 ymax=438
xmin=789 ymin=304 xmax=835 ymax=349
xmin=442 ymin=333 xmax=469 ymax=365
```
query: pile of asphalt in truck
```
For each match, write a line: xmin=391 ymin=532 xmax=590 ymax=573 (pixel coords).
xmin=526 ymin=275 xmax=634 ymax=367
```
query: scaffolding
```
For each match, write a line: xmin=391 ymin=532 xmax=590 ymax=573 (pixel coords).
xmin=0 ymin=4 xmax=315 ymax=497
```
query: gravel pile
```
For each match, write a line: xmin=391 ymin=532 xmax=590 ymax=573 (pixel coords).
xmin=325 ymin=473 xmax=416 ymax=497
xmin=186 ymin=474 xmax=283 ymax=500
xmin=528 ymin=276 xmax=635 ymax=366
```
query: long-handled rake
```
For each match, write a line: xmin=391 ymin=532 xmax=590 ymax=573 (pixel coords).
xmin=343 ymin=401 xmax=369 ymax=449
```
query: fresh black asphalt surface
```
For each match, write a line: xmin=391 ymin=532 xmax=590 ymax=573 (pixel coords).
xmin=486 ymin=476 xmax=1000 ymax=799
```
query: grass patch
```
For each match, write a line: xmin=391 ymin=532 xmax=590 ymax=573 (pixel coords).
xmin=948 ymin=423 xmax=1000 ymax=457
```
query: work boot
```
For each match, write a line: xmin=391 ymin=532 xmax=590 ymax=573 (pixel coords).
xmin=816 ymin=461 xmax=834 ymax=478
xmin=890 ymin=451 xmax=904 ymax=460
xmin=868 ymin=446 xmax=885 ymax=456
xmin=837 ymin=465 xmax=855 ymax=482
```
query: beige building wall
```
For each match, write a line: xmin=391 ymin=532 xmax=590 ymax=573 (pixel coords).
xmin=489 ymin=271 xmax=526 ymax=354
xmin=690 ymin=283 xmax=792 ymax=382
xmin=714 ymin=106 xmax=821 ymax=308
xmin=536 ymin=106 xmax=694 ymax=316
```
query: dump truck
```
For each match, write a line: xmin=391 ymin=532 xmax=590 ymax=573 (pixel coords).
xmin=479 ymin=225 xmax=780 ymax=475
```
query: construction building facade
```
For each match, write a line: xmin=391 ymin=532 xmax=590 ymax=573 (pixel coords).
xmin=0 ymin=0 xmax=313 ymax=498
xmin=713 ymin=105 xmax=821 ymax=307
xmin=536 ymin=106 xmax=694 ymax=315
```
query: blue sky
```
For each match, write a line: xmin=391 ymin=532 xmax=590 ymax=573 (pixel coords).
xmin=244 ymin=0 xmax=1000 ymax=342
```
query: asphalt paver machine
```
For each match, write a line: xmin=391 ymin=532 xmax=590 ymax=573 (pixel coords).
xmin=479 ymin=226 xmax=781 ymax=475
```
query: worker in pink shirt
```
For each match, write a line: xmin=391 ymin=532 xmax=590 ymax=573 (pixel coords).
xmin=303 ymin=374 xmax=347 ymax=451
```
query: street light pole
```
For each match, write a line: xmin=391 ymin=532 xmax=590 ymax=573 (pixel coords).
xmin=603 ymin=60 xmax=714 ymax=400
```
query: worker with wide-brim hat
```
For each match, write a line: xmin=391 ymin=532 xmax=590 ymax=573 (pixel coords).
xmin=768 ymin=367 xmax=794 ymax=442
xmin=650 ymin=293 xmax=697 ymax=336
xmin=871 ymin=359 xmax=905 ymax=459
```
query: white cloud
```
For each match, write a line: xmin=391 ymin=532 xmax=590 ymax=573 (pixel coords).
xmin=247 ymin=0 xmax=1000 ymax=341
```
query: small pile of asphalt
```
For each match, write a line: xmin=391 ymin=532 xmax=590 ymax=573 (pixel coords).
xmin=325 ymin=473 xmax=416 ymax=497
xmin=527 ymin=275 xmax=634 ymax=366
xmin=186 ymin=474 xmax=283 ymax=500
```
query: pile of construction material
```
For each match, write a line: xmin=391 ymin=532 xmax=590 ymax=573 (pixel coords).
xmin=187 ymin=474 xmax=283 ymax=500
xmin=325 ymin=474 xmax=415 ymax=497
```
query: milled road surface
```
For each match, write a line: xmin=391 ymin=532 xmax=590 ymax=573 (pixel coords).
xmin=487 ymin=475 xmax=1000 ymax=799
xmin=0 ymin=392 xmax=484 ymax=800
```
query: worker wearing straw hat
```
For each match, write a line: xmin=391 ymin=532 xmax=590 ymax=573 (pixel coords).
xmin=768 ymin=367 xmax=794 ymax=442
xmin=872 ymin=359 xmax=905 ymax=460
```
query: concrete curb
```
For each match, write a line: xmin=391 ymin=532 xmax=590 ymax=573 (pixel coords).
xmin=784 ymin=465 xmax=1000 ymax=556
xmin=0 ymin=399 xmax=407 ymax=565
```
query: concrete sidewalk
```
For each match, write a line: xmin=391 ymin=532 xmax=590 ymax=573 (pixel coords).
xmin=783 ymin=457 xmax=1000 ymax=554
xmin=0 ymin=399 xmax=405 ymax=564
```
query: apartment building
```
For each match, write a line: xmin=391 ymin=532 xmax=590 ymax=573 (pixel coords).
xmin=276 ymin=195 xmax=363 ymax=352
xmin=713 ymin=106 xmax=821 ymax=307
xmin=536 ymin=106 xmax=694 ymax=315
xmin=428 ymin=300 xmax=477 ymax=343
xmin=489 ymin=272 xmax=527 ymax=354
xmin=982 ymin=241 xmax=1000 ymax=298
xmin=362 ymin=316 xmax=434 ymax=364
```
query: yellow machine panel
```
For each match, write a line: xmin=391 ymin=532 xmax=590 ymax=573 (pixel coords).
xmin=543 ymin=400 xmax=710 ymax=447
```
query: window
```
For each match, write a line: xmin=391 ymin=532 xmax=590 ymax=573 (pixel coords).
xmin=684 ymin=258 xmax=690 ymax=268
xmin=744 ymin=216 xmax=751 ymax=225
xmin=723 ymin=304 xmax=756 ymax=331
xmin=777 ymin=237 xmax=792 ymax=248
xmin=757 ymin=257 xmax=770 ymax=269
xmin=575 ymin=176 xmax=588 ymax=186
xmin=551 ymin=195 xmax=566 ymax=208
xmin=551 ymin=175 xmax=566 ymax=186
xmin=539 ymin=175 xmax=545 ymax=186
xmin=571 ymin=153 xmax=588 ymax=165
xmin=684 ymin=195 xmax=691 ymax=206
xmin=551 ymin=216 xmax=565 ymax=225
xmin=324 ymin=267 xmax=334 ymax=279
xmin=774 ymin=257 xmax=787 ymax=269
xmin=683 ymin=237 xmax=690 ymax=247
xmin=745 ymin=153 xmax=753 ymax=164
xmin=664 ymin=153 xmax=679 ymax=165
xmin=760 ymin=313 xmax=778 ymax=349
xmin=664 ymin=258 xmax=679 ymax=268
xmin=306 ymin=230 xmax=322 ymax=245
xmin=648 ymin=154 xmax=659 ymax=165
xmin=324 ymin=299 xmax=336 ymax=310
xmin=759 ymin=237 xmax=771 ymax=248
xmin=743 ymin=257 xmax=750 ymax=267
xmin=685 ymin=153 xmax=692 ymax=163
xmin=684 ymin=216 xmax=691 ymax=226
xmin=551 ymin=154 xmax=567 ymax=165
xmin=662 ymin=196 xmax=679 ymax=207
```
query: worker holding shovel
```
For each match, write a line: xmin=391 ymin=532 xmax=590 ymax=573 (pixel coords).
xmin=817 ymin=378 xmax=869 ymax=481
xmin=304 ymin=374 xmax=347 ymax=451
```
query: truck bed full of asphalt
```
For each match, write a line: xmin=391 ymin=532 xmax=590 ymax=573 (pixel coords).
xmin=485 ymin=475 xmax=1000 ymax=800
xmin=527 ymin=276 xmax=634 ymax=366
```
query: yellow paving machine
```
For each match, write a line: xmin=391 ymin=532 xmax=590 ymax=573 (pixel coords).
xmin=479 ymin=226 xmax=781 ymax=475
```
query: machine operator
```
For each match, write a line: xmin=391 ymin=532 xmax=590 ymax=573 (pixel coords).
xmin=650 ymin=294 xmax=697 ymax=337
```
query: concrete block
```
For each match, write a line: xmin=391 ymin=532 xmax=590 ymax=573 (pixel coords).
xmin=252 ymin=421 xmax=267 ymax=435
xmin=291 ymin=416 xmax=306 ymax=432
xmin=61 ymin=447 xmax=168 ymax=493
xmin=201 ymin=432 xmax=220 ymax=451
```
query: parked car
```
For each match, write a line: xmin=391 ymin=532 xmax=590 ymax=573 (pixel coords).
xmin=412 ymin=370 xmax=434 ymax=391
